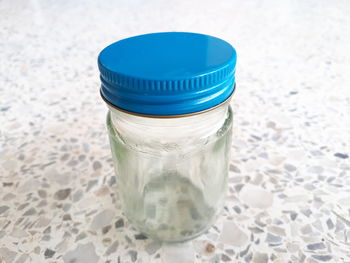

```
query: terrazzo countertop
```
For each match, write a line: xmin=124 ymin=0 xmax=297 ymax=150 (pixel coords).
xmin=1 ymin=0 xmax=350 ymax=262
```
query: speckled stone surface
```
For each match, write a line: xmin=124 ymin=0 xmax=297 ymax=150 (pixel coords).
xmin=1 ymin=0 xmax=350 ymax=262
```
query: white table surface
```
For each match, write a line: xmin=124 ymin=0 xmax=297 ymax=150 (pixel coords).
xmin=1 ymin=0 xmax=350 ymax=262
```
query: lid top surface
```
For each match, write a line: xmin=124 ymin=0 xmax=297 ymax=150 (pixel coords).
xmin=98 ymin=32 xmax=236 ymax=80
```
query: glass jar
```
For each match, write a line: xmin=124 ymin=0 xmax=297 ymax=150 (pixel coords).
xmin=98 ymin=32 xmax=236 ymax=242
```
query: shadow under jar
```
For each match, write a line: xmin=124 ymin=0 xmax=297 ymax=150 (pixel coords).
xmin=98 ymin=32 xmax=237 ymax=242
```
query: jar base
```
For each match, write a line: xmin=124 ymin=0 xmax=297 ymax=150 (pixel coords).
xmin=140 ymin=222 xmax=215 ymax=243
xmin=123 ymin=172 xmax=218 ymax=242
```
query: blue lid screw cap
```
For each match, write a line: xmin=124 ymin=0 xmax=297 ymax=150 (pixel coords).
xmin=98 ymin=32 xmax=236 ymax=116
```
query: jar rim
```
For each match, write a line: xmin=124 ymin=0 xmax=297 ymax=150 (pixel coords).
xmin=101 ymin=85 xmax=235 ymax=119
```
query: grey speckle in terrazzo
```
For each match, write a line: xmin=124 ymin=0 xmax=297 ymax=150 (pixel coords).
xmin=54 ymin=188 xmax=71 ymax=200
xmin=105 ymin=241 xmax=119 ymax=256
xmin=90 ymin=209 xmax=115 ymax=230
xmin=63 ymin=243 xmax=100 ymax=263
xmin=1 ymin=0 xmax=350 ymax=262
xmin=0 ymin=206 xmax=10 ymax=215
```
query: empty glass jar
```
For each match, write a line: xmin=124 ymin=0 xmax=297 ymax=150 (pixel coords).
xmin=98 ymin=32 xmax=236 ymax=242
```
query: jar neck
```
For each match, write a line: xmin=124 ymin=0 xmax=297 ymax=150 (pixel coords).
xmin=109 ymin=103 xmax=230 ymax=142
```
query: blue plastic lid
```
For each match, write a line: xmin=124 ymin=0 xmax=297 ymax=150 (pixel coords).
xmin=98 ymin=32 xmax=236 ymax=116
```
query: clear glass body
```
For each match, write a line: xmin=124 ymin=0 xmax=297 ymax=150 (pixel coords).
xmin=107 ymin=103 xmax=233 ymax=242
